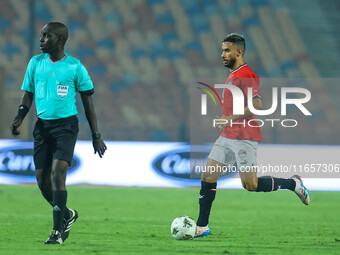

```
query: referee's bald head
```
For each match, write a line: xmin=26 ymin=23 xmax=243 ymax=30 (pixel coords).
xmin=47 ymin=22 xmax=69 ymax=46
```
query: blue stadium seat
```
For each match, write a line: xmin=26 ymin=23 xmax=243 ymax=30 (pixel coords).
xmin=20 ymin=28 xmax=30 ymax=42
xmin=123 ymin=73 xmax=140 ymax=85
xmin=149 ymin=129 xmax=169 ymax=141
xmin=162 ymin=32 xmax=178 ymax=43
xmin=0 ymin=17 xmax=11 ymax=31
xmin=281 ymin=61 xmax=298 ymax=76
xmin=59 ymin=0 xmax=73 ymax=6
xmin=192 ymin=15 xmax=210 ymax=34
xmin=268 ymin=0 xmax=286 ymax=10
xmin=131 ymin=49 xmax=147 ymax=60
xmin=244 ymin=34 xmax=254 ymax=50
xmin=183 ymin=0 xmax=201 ymax=16
xmin=202 ymin=0 xmax=217 ymax=8
xmin=156 ymin=14 xmax=175 ymax=24
xmin=243 ymin=16 xmax=260 ymax=28
xmin=81 ymin=1 xmax=98 ymax=16
xmin=150 ymin=39 xmax=166 ymax=60
xmin=90 ymin=64 xmax=106 ymax=76
xmin=182 ymin=0 xmax=197 ymax=9
xmin=205 ymin=5 xmax=220 ymax=18
xmin=234 ymin=0 xmax=251 ymax=9
xmin=105 ymin=12 xmax=122 ymax=24
xmin=185 ymin=5 xmax=201 ymax=17
xmin=4 ymin=43 xmax=20 ymax=58
xmin=267 ymin=69 xmax=282 ymax=77
xmin=5 ymin=76 xmax=15 ymax=89
xmin=222 ymin=7 xmax=238 ymax=18
xmin=168 ymin=50 xmax=183 ymax=61
xmin=251 ymin=0 xmax=269 ymax=8
xmin=77 ymin=46 xmax=94 ymax=59
xmin=185 ymin=41 xmax=201 ymax=51
xmin=68 ymin=20 xmax=83 ymax=32
xmin=111 ymin=80 xmax=127 ymax=94
xmin=98 ymin=38 xmax=115 ymax=49
xmin=34 ymin=1 xmax=52 ymax=22
xmin=147 ymin=0 xmax=164 ymax=6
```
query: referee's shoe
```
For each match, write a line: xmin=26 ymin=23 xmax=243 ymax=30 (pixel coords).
xmin=62 ymin=208 xmax=78 ymax=242
xmin=45 ymin=230 xmax=63 ymax=244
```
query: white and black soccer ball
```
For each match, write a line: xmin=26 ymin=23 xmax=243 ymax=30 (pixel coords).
xmin=170 ymin=216 xmax=196 ymax=240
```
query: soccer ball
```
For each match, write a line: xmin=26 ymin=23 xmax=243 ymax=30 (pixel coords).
xmin=170 ymin=216 xmax=196 ymax=240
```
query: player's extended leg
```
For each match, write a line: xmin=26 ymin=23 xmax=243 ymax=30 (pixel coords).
xmin=196 ymin=158 xmax=225 ymax=237
xmin=234 ymin=139 xmax=310 ymax=205
xmin=238 ymin=167 xmax=258 ymax=191
xmin=239 ymin=168 xmax=310 ymax=205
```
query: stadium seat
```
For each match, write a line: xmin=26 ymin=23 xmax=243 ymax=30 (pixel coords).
xmin=0 ymin=0 xmax=338 ymax=144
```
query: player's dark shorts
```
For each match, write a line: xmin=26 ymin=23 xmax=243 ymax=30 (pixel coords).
xmin=33 ymin=115 xmax=79 ymax=169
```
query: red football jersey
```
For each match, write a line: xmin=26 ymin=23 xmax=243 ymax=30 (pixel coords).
xmin=221 ymin=64 xmax=263 ymax=141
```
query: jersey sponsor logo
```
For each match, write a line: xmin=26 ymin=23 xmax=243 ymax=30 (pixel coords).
xmin=57 ymin=85 xmax=69 ymax=98
xmin=0 ymin=142 xmax=80 ymax=181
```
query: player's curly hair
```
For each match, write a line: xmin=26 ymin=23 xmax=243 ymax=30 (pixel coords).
xmin=222 ymin=33 xmax=246 ymax=56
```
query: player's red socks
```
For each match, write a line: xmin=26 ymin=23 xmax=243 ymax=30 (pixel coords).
xmin=256 ymin=177 xmax=295 ymax=192
xmin=197 ymin=181 xmax=217 ymax=227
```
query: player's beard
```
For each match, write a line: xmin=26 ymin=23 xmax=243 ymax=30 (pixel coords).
xmin=224 ymin=56 xmax=236 ymax=69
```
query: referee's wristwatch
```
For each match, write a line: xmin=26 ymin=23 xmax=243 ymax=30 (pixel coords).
xmin=92 ymin=132 xmax=101 ymax=140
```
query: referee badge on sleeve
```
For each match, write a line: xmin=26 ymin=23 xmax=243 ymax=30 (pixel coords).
xmin=57 ymin=85 xmax=69 ymax=98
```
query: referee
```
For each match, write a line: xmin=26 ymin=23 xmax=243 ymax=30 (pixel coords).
xmin=10 ymin=22 xmax=107 ymax=244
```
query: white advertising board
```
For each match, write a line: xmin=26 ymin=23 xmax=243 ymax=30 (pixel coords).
xmin=0 ymin=140 xmax=339 ymax=191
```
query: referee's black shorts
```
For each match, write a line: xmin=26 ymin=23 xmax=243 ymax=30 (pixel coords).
xmin=33 ymin=115 xmax=79 ymax=169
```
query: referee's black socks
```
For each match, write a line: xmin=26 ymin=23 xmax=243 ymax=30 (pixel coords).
xmin=52 ymin=190 xmax=67 ymax=232
xmin=197 ymin=181 xmax=217 ymax=227
xmin=45 ymin=194 xmax=71 ymax=220
xmin=256 ymin=176 xmax=296 ymax=192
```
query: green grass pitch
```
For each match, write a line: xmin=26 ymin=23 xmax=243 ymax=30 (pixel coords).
xmin=1 ymin=185 xmax=340 ymax=255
